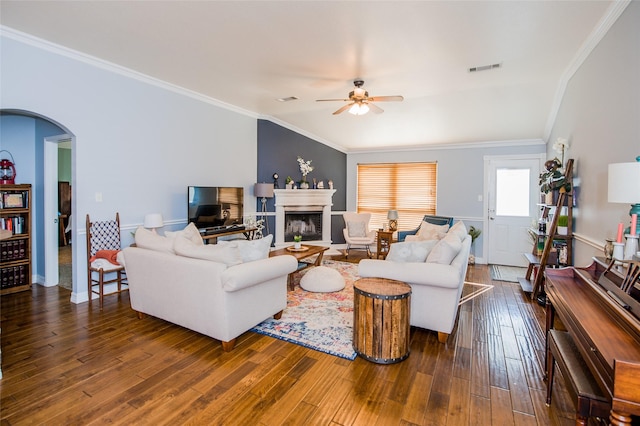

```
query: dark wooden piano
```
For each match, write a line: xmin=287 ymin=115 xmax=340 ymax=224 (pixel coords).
xmin=545 ymin=257 xmax=640 ymax=426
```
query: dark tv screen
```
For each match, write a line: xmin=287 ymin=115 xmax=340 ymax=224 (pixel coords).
xmin=188 ymin=186 xmax=243 ymax=230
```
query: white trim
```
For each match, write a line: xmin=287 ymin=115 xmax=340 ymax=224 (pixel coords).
xmin=349 ymin=138 xmax=545 ymax=154
xmin=543 ymin=1 xmax=631 ymax=140
xmin=573 ymin=232 xmax=604 ymax=252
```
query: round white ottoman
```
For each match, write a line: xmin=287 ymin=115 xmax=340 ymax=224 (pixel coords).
xmin=300 ymin=266 xmax=345 ymax=292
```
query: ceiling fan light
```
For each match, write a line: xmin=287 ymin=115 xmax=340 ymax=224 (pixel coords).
xmin=349 ymin=102 xmax=369 ymax=115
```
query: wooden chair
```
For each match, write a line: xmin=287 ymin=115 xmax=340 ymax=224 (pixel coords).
xmin=86 ymin=213 xmax=127 ymax=310
xmin=610 ymin=359 xmax=640 ymax=426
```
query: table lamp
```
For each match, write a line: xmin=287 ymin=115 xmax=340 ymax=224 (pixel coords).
xmin=143 ymin=213 xmax=164 ymax=234
xmin=254 ymin=183 xmax=274 ymax=234
xmin=608 ymin=156 xmax=640 ymax=236
xmin=388 ymin=210 xmax=398 ymax=232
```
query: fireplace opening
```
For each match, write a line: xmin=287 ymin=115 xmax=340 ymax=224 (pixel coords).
xmin=284 ymin=211 xmax=322 ymax=242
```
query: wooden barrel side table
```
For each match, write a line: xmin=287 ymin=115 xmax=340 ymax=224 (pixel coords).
xmin=353 ymin=277 xmax=411 ymax=364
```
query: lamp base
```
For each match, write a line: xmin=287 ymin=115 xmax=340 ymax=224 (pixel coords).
xmin=389 ymin=219 xmax=398 ymax=232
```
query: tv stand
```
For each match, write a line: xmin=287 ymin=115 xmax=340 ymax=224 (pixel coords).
xmin=201 ymin=226 xmax=256 ymax=244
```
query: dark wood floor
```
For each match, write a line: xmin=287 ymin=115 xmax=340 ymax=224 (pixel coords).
xmin=1 ymin=257 xmax=583 ymax=425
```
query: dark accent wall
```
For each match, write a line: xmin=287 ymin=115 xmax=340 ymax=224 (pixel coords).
xmin=257 ymin=120 xmax=347 ymax=244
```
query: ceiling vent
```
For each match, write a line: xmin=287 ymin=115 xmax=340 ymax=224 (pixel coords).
xmin=469 ymin=63 xmax=501 ymax=73
xmin=276 ymin=96 xmax=299 ymax=102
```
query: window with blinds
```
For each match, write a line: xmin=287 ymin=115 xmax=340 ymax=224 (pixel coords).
xmin=357 ymin=162 xmax=437 ymax=231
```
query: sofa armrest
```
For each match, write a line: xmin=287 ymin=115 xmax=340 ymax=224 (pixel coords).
xmin=397 ymin=228 xmax=418 ymax=242
xmin=358 ymin=259 xmax=460 ymax=289
xmin=221 ymin=255 xmax=298 ymax=292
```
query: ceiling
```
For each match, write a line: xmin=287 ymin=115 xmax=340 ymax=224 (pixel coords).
xmin=0 ymin=1 xmax=621 ymax=152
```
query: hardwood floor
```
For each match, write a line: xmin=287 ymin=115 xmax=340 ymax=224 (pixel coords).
xmin=0 ymin=260 xmax=583 ymax=425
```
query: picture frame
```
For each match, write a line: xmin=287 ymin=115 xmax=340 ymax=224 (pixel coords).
xmin=3 ymin=193 xmax=24 ymax=209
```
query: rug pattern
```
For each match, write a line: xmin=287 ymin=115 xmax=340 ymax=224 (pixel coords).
xmin=251 ymin=260 xmax=358 ymax=360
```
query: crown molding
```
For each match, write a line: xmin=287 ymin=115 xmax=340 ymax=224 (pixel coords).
xmin=0 ymin=25 xmax=260 ymax=120
xmin=543 ymin=0 xmax=631 ymax=141
xmin=347 ymin=138 xmax=545 ymax=154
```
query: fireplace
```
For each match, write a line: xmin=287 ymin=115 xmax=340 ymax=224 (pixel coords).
xmin=284 ymin=211 xmax=322 ymax=242
xmin=274 ymin=189 xmax=336 ymax=248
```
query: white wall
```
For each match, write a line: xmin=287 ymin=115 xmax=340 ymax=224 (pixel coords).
xmin=1 ymin=34 xmax=259 ymax=302
xmin=546 ymin=1 xmax=639 ymax=266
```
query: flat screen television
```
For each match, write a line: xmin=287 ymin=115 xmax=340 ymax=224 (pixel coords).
xmin=187 ymin=186 xmax=244 ymax=231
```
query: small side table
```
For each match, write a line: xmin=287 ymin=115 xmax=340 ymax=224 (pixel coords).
xmin=376 ymin=230 xmax=394 ymax=259
xmin=353 ymin=277 xmax=411 ymax=364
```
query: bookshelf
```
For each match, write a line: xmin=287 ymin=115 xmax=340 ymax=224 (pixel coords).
xmin=1 ymin=184 xmax=32 ymax=295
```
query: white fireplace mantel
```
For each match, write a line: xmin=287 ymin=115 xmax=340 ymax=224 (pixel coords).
xmin=274 ymin=189 xmax=335 ymax=248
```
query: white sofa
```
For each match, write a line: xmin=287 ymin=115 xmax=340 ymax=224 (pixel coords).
xmin=358 ymin=220 xmax=471 ymax=343
xmin=122 ymin=226 xmax=297 ymax=351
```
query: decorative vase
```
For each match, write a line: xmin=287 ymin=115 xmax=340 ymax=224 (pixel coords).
xmin=299 ymin=180 xmax=309 ymax=189
xmin=294 ymin=242 xmax=301 ymax=249
xmin=604 ymin=239 xmax=614 ymax=260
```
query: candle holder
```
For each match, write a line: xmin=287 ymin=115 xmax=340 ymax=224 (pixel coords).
xmin=624 ymin=234 xmax=639 ymax=260
xmin=613 ymin=242 xmax=625 ymax=264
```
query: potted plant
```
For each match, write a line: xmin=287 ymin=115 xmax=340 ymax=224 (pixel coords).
xmin=557 ymin=215 xmax=569 ymax=235
xmin=468 ymin=226 xmax=482 ymax=264
xmin=293 ymin=234 xmax=302 ymax=249
xmin=285 ymin=176 xmax=294 ymax=189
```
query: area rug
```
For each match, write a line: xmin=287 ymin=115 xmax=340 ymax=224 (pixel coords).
xmin=489 ymin=264 xmax=527 ymax=283
xmin=251 ymin=260 xmax=358 ymax=360
xmin=251 ymin=260 xmax=495 ymax=360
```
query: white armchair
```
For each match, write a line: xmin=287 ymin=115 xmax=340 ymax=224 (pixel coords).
xmin=342 ymin=212 xmax=376 ymax=258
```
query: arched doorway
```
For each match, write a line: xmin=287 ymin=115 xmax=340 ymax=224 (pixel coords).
xmin=0 ymin=109 xmax=76 ymax=297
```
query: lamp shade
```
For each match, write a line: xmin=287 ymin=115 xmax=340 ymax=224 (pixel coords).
xmin=254 ymin=183 xmax=274 ymax=198
xmin=387 ymin=210 xmax=399 ymax=220
xmin=143 ymin=213 xmax=164 ymax=229
xmin=608 ymin=160 xmax=640 ymax=204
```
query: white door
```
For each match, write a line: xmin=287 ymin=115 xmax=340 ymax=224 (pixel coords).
xmin=485 ymin=155 xmax=544 ymax=266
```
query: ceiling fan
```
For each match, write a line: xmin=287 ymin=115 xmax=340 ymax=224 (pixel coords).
xmin=316 ymin=80 xmax=404 ymax=115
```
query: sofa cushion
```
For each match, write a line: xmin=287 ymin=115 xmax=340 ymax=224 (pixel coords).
xmin=448 ymin=220 xmax=468 ymax=242
xmin=426 ymin=232 xmax=462 ymax=265
xmin=134 ymin=226 xmax=175 ymax=254
xmin=165 ymin=222 xmax=204 ymax=246
xmin=300 ymin=266 xmax=346 ymax=292
xmin=407 ymin=221 xmax=449 ymax=242
xmin=174 ymin=235 xmax=242 ymax=266
xmin=218 ymin=234 xmax=273 ymax=263
xmin=346 ymin=221 xmax=367 ymax=237
xmin=386 ymin=240 xmax=438 ymax=263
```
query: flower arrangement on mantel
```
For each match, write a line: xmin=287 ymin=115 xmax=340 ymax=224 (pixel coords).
xmin=297 ymin=156 xmax=314 ymax=188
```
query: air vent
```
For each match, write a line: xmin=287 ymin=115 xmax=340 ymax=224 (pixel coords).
xmin=469 ymin=63 xmax=501 ymax=73
xmin=276 ymin=96 xmax=299 ymax=102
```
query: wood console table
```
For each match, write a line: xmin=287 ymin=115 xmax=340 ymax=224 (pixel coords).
xmin=545 ymin=260 xmax=640 ymax=425
xmin=200 ymin=227 xmax=257 ymax=244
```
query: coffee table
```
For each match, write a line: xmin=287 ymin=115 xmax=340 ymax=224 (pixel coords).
xmin=269 ymin=244 xmax=329 ymax=291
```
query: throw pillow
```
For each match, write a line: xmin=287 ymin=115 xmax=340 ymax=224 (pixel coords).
xmin=415 ymin=221 xmax=449 ymax=241
xmin=448 ymin=221 xmax=468 ymax=242
xmin=386 ymin=240 xmax=438 ymax=263
xmin=165 ymin=222 xmax=204 ymax=246
xmin=173 ymin=235 xmax=242 ymax=266
xmin=134 ymin=226 xmax=175 ymax=254
xmin=347 ymin=221 xmax=367 ymax=238
xmin=426 ymin=232 xmax=462 ymax=265
xmin=218 ymin=234 xmax=273 ymax=263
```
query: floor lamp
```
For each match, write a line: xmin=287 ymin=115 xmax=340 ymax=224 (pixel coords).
xmin=254 ymin=183 xmax=274 ymax=235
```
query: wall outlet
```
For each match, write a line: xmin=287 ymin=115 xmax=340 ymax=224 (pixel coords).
xmin=95 ymin=192 xmax=103 ymax=202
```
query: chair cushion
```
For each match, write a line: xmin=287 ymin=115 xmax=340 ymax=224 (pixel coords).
xmin=174 ymin=235 xmax=242 ymax=266
xmin=300 ymin=266 xmax=345 ymax=292
xmin=414 ymin=221 xmax=449 ymax=241
xmin=347 ymin=221 xmax=367 ymax=237
xmin=165 ymin=222 xmax=204 ymax=246
xmin=426 ymin=232 xmax=462 ymax=264
xmin=135 ymin=226 xmax=175 ymax=254
xmin=448 ymin=221 xmax=468 ymax=242
xmin=218 ymin=234 xmax=273 ymax=262
xmin=386 ymin=240 xmax=438 ymax=263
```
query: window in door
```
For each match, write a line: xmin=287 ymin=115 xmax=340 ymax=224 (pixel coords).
xmin=495 ymin=168 xmax=530 ymax=217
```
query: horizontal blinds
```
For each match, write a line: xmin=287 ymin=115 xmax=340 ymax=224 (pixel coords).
xmin=357 ymin=162 xmax=437 ymax=230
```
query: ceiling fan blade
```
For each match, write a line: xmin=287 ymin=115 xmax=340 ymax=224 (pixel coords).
xmin=333 ymin=103 xmax=353 ymax=115
xmin=316 ymin=98 xmax=350 ymax=102
xmin=368 ymin=95 xmax=404 ymax=102
xmin=368 ymin=103 xmax=384 ymax=114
